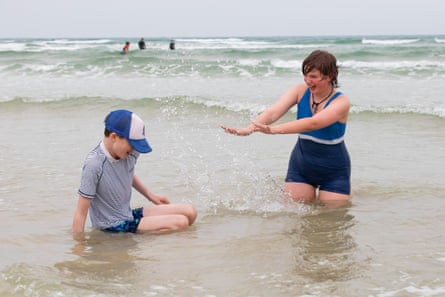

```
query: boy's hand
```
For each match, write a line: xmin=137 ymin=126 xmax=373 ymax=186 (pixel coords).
xmin=150 ymin=194 xmax=170 ymax=205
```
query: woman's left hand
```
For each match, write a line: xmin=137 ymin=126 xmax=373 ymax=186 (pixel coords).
xmin=252 ymin=122 xmax=274 ymax=134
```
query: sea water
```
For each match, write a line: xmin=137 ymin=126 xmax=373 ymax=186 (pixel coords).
xmin=0 ymin=36 xmax=444 ymax=296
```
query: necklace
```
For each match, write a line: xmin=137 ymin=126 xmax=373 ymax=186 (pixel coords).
xmin=311 ymin=87 xmax=334 ymax=113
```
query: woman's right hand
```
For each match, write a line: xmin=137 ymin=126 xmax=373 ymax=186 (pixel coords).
xmin=220 ymin=125 xmax=254 ymax=136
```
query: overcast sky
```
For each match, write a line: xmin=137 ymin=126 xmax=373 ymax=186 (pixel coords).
xmin=1 ymin=0 xmax=444 ymax=38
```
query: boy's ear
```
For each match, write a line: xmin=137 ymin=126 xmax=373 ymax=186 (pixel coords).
xmin=109 ymin=132 xmax=118 ymax=141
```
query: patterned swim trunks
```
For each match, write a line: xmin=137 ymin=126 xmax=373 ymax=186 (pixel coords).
xmin=103 ymin=207 xmax=144 ymax=233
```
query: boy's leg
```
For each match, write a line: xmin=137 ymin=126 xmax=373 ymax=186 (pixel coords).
xmin=143 ymin=204 xmax=197 ymax=225
xmin=137 ymin=214 xmax=189 ymax=233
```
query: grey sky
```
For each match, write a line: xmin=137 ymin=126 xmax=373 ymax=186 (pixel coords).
xmin=1 ymin=0 xmax=444 ymax=38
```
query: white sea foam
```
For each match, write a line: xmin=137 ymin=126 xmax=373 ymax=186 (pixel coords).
xmin=362 ymin=38 xmax=420 ymax=45
xmin=271 ymin=59 xmax=301 ymax=69
xmin=0 ymin=42 xmax=27 ymax=52
xmin=351 ymin=104 xmax=445 ymax=118
xmin=170 ymin=37 xmax=323 ymax=50
xmin=341 ymin=59 xmax=444 ymax=71
xmin=238 ymin=58 xmax=261 ymax=67
xmin=49 ymin=39 xmax=112 ymax=44
xmin=373 ymin=285 xmax=445 ymax=297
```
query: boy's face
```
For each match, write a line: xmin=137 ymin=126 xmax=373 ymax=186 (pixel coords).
xmin=109 ymin=133 xmax=134 ymax=160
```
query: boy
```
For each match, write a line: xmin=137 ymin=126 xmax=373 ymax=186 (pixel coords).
xmin=72 ymin=109 xmax=197 ymax=234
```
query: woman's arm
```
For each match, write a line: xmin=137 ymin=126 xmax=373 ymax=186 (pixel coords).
xmin=221 ymin=83 xmax=307 ymax=136
xmin=254 ymin=93 xmax=350 ymax=134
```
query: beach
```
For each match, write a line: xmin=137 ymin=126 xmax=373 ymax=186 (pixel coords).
xmin=1 ymin=36 xmax=445 ymax=296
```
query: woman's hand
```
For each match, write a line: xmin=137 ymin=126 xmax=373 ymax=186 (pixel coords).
xmin=252 ymin=122 xmax=274 ymax=134
xmin=220 ymin=125 xmax=254 ymax=136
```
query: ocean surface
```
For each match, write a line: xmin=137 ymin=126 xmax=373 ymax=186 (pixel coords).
xmin=1 ymin=36 xmax=444 ymax=296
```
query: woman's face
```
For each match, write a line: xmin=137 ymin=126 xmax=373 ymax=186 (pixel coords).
xmin=304 ymin=69 xmax=331 ymax=93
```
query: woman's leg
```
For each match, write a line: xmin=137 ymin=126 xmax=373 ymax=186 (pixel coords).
xmin=318 ymin=190 xmax=350 ymax=208
xmin=284 ymin=182 xmax=316 ymax=203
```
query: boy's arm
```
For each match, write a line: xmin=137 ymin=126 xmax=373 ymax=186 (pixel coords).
xmin=132 ymin=175 xmax=170 ymax=205
xmin=72 ymin=195 xmax=91 ymax=234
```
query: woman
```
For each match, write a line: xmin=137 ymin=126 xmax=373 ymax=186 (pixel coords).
xmin=221 ymin=50 xmax=351 ymax=206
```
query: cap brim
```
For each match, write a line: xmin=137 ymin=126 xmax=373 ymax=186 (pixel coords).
xmin=129 ymin=139 xmax=152 ymax=153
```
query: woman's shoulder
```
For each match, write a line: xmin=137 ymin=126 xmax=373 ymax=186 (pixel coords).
xmin=294 ymin=82 xmax=309 ymax=92
xmin=292 ymin=83 xmax=310 ymax=103
xmin=333 ymin=90 xmax=350 ymax=105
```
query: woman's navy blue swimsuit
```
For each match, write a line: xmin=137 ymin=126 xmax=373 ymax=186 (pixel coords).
xmin=285 ymin=89 xmax=351 ymax=195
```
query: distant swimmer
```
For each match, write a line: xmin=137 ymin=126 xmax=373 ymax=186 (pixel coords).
xmin=169 ymin=39 xmax=175 ymax=50
xmin=121 ymin=41 xmax=130 ymax=54
xmin=138 ymin=38 xmax=146 ymax=50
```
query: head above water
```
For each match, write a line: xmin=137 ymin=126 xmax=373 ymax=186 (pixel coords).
xmin=104 ymin=109 xmax=152 ymax=154
xmin=302 ymin=50 xmax=339 ymax=88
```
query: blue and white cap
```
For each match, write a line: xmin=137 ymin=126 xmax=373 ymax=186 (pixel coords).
xmin=104 ymin=109 xmax=152 ymax=153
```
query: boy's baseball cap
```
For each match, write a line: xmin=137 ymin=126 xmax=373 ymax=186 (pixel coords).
xmin=104 ymin=109 xmax=152 ymax=153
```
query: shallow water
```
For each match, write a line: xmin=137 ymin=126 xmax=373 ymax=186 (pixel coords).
xmin=1 ymin=36 xmax=445 ymax=296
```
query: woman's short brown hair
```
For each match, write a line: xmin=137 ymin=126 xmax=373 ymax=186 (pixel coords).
xmin=302 ymin=50 xmax=339 ymax=88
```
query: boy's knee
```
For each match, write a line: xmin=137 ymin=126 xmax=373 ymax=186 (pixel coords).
xmin=177 ymin=215 xmax=190 ymax=229
xmin=185 ymin=205 xmax=197 ymax=225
